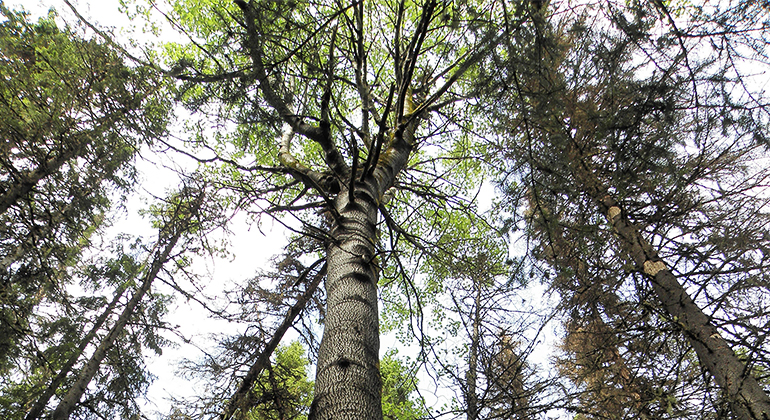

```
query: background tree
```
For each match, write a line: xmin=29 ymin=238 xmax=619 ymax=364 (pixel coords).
xmin=0 ymin=178 xmax=220 ymax=420
xmin=485 ymin=1 xmax=770 ymax=419
xmin=244 ymin=341 xmax=314 ymax=420
xmin=50 ymin=183 xmax=207 ymax=420
xmin=379 ymin=350 xmax=426 ymax=420
xmin=0 ymin=3 xmax=168 ymax=372
xmin=377 ymin=206 xmax=545 ymax=420
xmin=168 ymin=238 xmax=326 ymax=420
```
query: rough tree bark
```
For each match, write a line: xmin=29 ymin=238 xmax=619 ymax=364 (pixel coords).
xmin=308 ymin=116 xmax=418 ymax=420
xmin=311 ymin=184 xmax=384 ymax=420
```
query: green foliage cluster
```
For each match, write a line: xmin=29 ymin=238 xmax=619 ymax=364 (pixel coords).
xmin=239 ymin=343 xmax=424 ymax=420
xmin=246 ymin=342 xmax=314 ymax=420
xmin=380 ymin=350 xmax=426 ymax=420
xmin=0 ymin=2 xmax=170 ymax=373
xmin=0 ymin=4 xmax=193 ymax=420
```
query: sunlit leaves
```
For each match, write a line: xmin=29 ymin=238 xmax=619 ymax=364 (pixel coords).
xmin=246 ymin=341 xmax=314 ymax=420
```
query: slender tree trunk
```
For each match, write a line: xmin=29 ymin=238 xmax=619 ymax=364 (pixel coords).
xmin=309 ymin=183 xmax=383 ymax=420
xmin=572 ymin=159 xmax=770 ymax=420
xmin=465 ymin=284 xmax=482 ymax=420
xmin=24 ymin=283 xmax=128 ymax=420
xmin=51 ymin=191 xmax=201 ymax=420
xmin=221 ymin=262 xmax=325 ymax=420
xmin=50 ymin=237 xmax=177 ymax=420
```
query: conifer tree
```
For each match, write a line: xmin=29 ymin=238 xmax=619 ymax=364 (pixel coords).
xmin=0 ymin=3 xmax=168 ymax=370
xmin=149 ymin=1 xmax=513 ymax=418
xmin=488 ymin=2 xmax=770 ymax=418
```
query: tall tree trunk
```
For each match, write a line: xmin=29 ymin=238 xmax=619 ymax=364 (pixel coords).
xmin=24 ymin=283 xmax=128 ymax=420
xmin=309 ymin=183 xmax=383 ymax=420
xmin=221 ymin=262 xmax=325 ymax=420
xmin=51 ymin=190 xmax=202 ymax=420
xmin=572 ymin=157 xmax=770 ymax=420
xmin=306 ymin=103 xmax=418 ymax=419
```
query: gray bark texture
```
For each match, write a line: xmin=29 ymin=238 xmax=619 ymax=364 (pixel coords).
xmin=310 ymin=183 xmax=383 ymax=420
xmin=599 ymin=193 xmax=770 ymax=420
xmin=306 ymin=104 xmax=417 ymax=420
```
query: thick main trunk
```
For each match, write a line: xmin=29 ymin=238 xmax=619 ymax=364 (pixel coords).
xmin=306 ymin=104 xmax=416 ymax=420
xmin=309 ymin=183 xmax=382 ymax=420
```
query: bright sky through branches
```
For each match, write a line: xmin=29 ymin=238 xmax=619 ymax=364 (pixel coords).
xmin=4 ymin=0 xmax=293 ymax=413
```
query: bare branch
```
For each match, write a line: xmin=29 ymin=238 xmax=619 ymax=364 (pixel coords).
xmin=221 ymin=261 xmax=326 ymax=420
